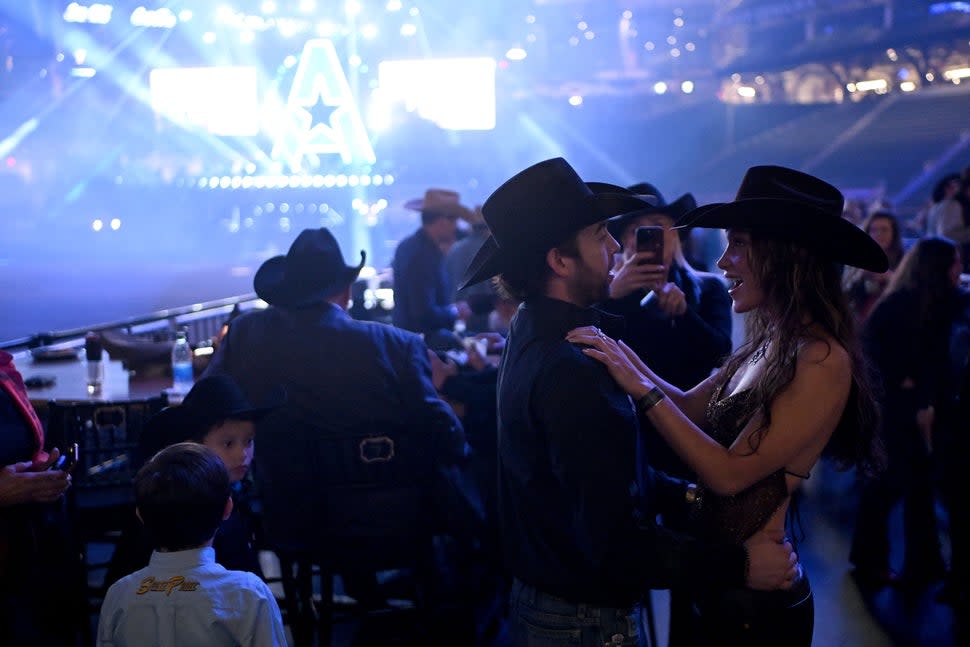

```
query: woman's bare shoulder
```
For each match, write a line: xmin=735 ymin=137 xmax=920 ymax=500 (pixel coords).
xmin=798 ymin=335 xmax=850 ymax=375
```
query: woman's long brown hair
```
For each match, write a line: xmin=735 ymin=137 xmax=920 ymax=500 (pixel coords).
xmin=716 ymin=233 xmax=884 ymax=476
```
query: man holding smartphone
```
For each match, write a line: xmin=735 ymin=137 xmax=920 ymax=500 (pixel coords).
xmin=601 ymin=183 xmax=733 ymax=646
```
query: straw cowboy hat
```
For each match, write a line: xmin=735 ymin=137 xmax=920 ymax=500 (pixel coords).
xmin=676 ymin=165 xmax=889 ymax=272
xmin=404 ymin=188 xmax=473 ymax=220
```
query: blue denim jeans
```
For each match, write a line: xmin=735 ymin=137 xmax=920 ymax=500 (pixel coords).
xmin=508 ymin=579 xmax=642 ymax=647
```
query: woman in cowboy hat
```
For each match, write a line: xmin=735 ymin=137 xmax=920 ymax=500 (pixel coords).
xmin=105 ymin=375 xmax=281 ymax=587
xmin=569 ymin=165 xmax=887 ymax=646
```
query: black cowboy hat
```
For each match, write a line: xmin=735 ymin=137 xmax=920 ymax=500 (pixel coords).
xmin=140 ymin=375 xmax=284 ymax=462
xmin=677 ymin=165 xmax=889 ymax=273
xmin=594 ymin=181 xmax=696 ymax=241
xmin=459 ymin=158 xmax=654 ymax=289
xmin=254 ymin=227 xmax=365 ymax=307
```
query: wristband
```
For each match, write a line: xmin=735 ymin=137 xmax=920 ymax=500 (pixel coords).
xmin=636 ymin=386 xmax=665 ymax=415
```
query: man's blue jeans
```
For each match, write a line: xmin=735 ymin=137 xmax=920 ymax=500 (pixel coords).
xmin=508 ymin=578 xmax=643 ymax=647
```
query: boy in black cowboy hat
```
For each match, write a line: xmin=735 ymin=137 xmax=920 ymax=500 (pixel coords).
xmin=104 ymin=375 xmax=281 ymax=587
xmin=459 ymin=158 xmax=797 ymax=646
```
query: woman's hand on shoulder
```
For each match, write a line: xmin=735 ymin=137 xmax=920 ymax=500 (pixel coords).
xmin=566 ymin=326 xmax=654 ymax=400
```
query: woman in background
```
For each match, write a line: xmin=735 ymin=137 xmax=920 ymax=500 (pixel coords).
xmin=851 ymin=237 xmax=964 ymax=588
xmin=843 ymin=211 xmax=905 ymax=322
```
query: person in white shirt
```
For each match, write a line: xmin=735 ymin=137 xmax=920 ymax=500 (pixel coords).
xmin=97 ymin=443 xmax=287 ymax=647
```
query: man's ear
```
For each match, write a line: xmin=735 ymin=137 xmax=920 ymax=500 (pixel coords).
xmin=135 ymin=507 xmax=144 ymax=525
xmin=546 ymin=247 xmax=573 ymax=279
xmin=222 ymin=496 xmax=234 ymax=522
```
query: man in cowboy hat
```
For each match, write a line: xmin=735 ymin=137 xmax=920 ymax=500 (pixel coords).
xmin=600 ymin=182 xmax=732 ymax=647
xmin=202 ymin=227 xmax=468 ymax=606
xmin=444 ymin=204 xmax=497 ymax=334
xmin=392 ymin=188 xmax=473 ymax=335
xmin=203 ymin=226 xmax=463 ymax=460
xmin=459 ymin=158 xmax=797 ymax=645
xmin=601 ymin=182 xmax=732 ymax=467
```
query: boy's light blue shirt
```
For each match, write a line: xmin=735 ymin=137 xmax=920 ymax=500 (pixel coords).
xmin=97 ymin=547 xmax=287 ymax=647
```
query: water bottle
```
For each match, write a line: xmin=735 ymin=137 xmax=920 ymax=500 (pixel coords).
xmin=171 ymin=329 xmax=194 ymax=395
xmin=85 ymin=332 xmax=104 ymax=395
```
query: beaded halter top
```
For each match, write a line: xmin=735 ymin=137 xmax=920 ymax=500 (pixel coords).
xmin=695 ymin=382 xmax=793 ymax=544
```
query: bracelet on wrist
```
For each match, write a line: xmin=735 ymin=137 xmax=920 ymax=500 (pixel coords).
xmin=636 ymin=386 xmax=665 ymax=415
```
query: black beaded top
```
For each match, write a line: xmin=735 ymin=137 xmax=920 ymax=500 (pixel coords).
xmin=695 ymin=382 xmax=790 ymax=544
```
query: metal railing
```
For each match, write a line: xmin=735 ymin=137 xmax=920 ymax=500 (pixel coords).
xmin=0 ymin=293 xmax=264 ymax=352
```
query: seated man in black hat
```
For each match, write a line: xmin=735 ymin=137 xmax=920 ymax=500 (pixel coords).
xmin=202 ymin=227 xmax=468 ymax=604
xmin=458 ymin=158 xmax=797 ymax=645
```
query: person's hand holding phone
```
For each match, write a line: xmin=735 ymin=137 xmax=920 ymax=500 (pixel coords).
xmin=0 ymin=447 xmax=72 ymax=507
xmin=654 ymin=282 xmax=688 ymax=317
xmin=610 ymin=253 xmax=666 ymax=299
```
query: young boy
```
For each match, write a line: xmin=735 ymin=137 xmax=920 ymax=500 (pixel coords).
xmin=97 ymin=443 xmax=287 ymax=646
xmin=104 ymin=375 xmax=279 ymax=586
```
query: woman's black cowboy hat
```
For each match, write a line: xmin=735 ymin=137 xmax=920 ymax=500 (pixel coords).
xmin=140 ymin=375 xmax=283 ymax=461
xmin=254 ymin=227 xmax=365 ymax=307
xmin=459 ymin=158 xmax=654 ymax=289
xmin=676 ymin=165 xmax=889 ymax=273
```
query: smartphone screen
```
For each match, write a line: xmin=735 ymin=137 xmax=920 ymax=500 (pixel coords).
xmin=49 ymin=443 xmax=79 ymax=472
xmin=635 ymin=225 xmax=665 ymax=262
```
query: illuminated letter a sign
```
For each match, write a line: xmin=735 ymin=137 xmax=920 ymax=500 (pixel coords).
xmin=272 ymin=39 xmax=376 ymax=170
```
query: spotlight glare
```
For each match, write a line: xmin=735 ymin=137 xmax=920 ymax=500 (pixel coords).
xmin=505 ymin=47 xmax=527 ymax=61
xmin=386 ymin=0 xmax=402 ymax=10
xmin=110 ymin=218 xmax=121 ymax=231
xmin=261 ymin=1 xmax=278 ymax=14
xmin=737 ymin=85 xmax=757 ymax=98
xmin=681 ymin=80 xmax=694 ymax=94
xmin=568 ymin=95 xmax=583 ymax=106
xmin=653 ymin=81 xmax=668 ymax=95
xmin=345 ymin=0 xmax=361 ymax=17
xmin=240 ymin=30 xmax=255 ymax=44
xmin=283 ymin=55 xmax=297 ymax=68
xmin=400 ymin=23 xmax=417 ymax=37
xmin=92 ymin=219 xmax=103 ymax=232
xmin=202 ymin=31 xmax=216 ymax=44
xmin=361 ymin=24 xmax=378 ymax=39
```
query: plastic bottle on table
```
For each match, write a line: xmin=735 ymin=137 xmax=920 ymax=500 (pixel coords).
xmin=171 ymin=328 xmax=194 ymax=395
